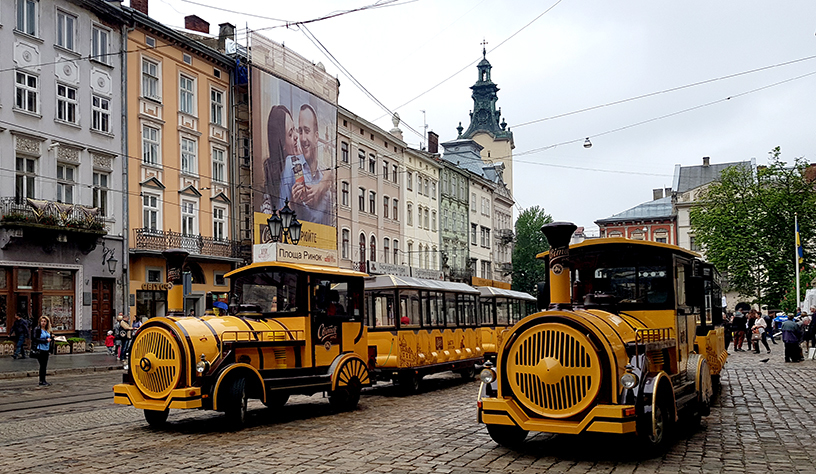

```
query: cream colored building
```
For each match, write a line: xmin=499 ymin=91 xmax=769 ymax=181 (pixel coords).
xmin=403 ymin=146 xmax=440 ymax=270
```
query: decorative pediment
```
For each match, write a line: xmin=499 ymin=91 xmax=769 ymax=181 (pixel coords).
xmin=140 ymin=176 xmax=166 ymax=189
xmin=210 ymin=191 xmax=230 ymax=204
xmin=179 ymin=185 xmax=202 ymax=197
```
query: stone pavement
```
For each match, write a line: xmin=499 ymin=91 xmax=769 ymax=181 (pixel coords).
xmin=0 ymin=347 xmax=814 ymax=473
xmin=0 ymin=347 xmax=122 ymax=379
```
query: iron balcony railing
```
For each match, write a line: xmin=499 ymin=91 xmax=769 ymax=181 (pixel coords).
xmin=134 ymin=228 xmax=241 ymax=258
xmin=0 ymin=197 xmax=106 ymax=233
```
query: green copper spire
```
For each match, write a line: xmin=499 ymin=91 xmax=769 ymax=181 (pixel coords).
xmin=461 ymin=50 xmax=512 ymax=141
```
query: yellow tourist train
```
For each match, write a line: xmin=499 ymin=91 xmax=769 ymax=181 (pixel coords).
xmin=113 ymin=243 xmax=536 ymax=428
xmin=477 ymin=222 xmax=728 ymax=450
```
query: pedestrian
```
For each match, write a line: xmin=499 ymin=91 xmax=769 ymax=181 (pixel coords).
xmin=750 ymin=309 xmax=770 ymax=354
xmin=113 ymin=313 xmax=123 ymax=358
xmin=9 ymin=313 xmax=30 ymax=359
xmin=732 ymin=310 xmax=747 ymax=351
xmin=119 ymin=316 xmax=133 ymax=361
xmin=31 ymin=315 xmax=53 ymax=386
xmin=781 ymin=314 xmax=803 ymax=363
xmin=723 ymin=312 xmax=733 ymax=351
xmin=105 ymin=330 xmax=116 ymax=356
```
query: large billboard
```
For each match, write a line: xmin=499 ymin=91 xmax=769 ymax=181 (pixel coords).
xmin=250 ymin=34 xmax=338 ymax=250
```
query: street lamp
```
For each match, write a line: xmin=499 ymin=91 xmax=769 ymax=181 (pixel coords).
xmin=107 ymin=254 xmax=118 ymax=274
xmin=267 ymin=199 xmax=303 ymax=245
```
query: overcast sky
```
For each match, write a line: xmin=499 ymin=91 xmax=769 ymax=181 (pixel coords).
xmin=144 ymin=0 xmax=816 ymax=234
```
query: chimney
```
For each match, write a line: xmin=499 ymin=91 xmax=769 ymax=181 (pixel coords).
xmin=218 ymin=23 xmax=235 ymax=52
xmin=540 ymin=222 xmax=578 ymax=309
xmin=703 ymin=156 xmax=710 ymax=167
xmin=665 ymin=187 xmax=672 ymax=198
xmin=652 ymin=188 xmax=663 ymax=201
xmin=131 ymin=0 xmax=148 ymax=14
xmin=185 ymin=15 xmax=210 ymax=34
xmin=427 ymin=131 xmax=439 ymax=154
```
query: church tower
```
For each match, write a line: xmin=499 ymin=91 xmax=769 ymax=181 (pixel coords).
xmin=458 ymin=48 xmax=515 ymax=193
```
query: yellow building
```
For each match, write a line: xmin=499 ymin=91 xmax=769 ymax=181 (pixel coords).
xmin=125 ymin=6 xmax=238 ymax=318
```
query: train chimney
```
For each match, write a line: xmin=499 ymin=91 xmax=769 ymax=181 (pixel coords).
xmin=541 ymin=222 xmax=577 ymax=309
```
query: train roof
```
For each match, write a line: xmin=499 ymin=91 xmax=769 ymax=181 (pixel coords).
xmin=476 ymin=286 xmax=537 ymax=301
xmin=225 ymin=261 xmax=369 ymax=279
xmin=535 ymin=237 xmax=701 ymax=260
xmin=365 ymin=274 xmax=480 ymax=294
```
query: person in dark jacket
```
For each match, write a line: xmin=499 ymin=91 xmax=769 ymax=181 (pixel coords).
xmin=31 ymin=315 xmax=53 ymax=386
xmin=762 ymin=312 xmax=777 ymax=346
xmin=732 ymin=310 xmax=748 ymax=351
xmin=781 ymin=314 xmax=803 ymax=363
xmin=9 ymin=313 xmax=30 ymax=359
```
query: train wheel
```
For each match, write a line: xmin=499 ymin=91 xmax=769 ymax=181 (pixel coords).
xmin=396 ymin=372 xmax=421 ymax=394
xmin=224 ymin=376 xmax=248 ymax=429
xmin=639 ymin=397 xmax=672 ymax=451
xmin=262 ymin=392 xmax=289 ymax=409
xmin=486 ymin=424 xmax=528 ymax=447
xmin=456 ymin=366 xmax=476 ymax=380
xmin=329 ymin=379 xmax=361 ymax=412
xmin=144 ymin=408 xmax=168 ymax=428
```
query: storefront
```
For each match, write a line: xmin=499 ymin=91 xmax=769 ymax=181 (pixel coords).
xmin=0 ymin=264 xmax=79 ymax=335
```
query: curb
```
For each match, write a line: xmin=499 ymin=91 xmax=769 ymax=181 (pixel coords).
xmin=0 ymin=365 xmax=123 ymax=380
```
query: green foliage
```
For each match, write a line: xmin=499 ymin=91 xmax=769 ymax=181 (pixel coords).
xmin=778 ymin=269 xmax=816 ymax=313
xmin=67 ymin=337 xmax=85 ymax=343
xmin=512 ymin=206 xmax=553 ymax=295
xmin=689 ymin=147 xmax=816 ymax=308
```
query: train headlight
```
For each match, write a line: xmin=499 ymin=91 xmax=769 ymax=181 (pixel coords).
xmin=196 ymin=354 xmax=208 ymax=374
xmin=620 ymin=371 xmax=638 ymax=390
xmin=479 ymin=368 xmax=496 ymax=384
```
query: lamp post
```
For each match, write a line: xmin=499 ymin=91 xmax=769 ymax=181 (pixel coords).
xmin=267 ymin=199 xmax=303 ymax=245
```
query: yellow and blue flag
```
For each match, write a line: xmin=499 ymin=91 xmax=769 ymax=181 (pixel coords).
xmin=797 ymin=221 xmax=804 ymax=264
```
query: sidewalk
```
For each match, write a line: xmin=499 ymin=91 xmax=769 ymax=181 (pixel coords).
xmin=0 ymin=348 xmax=123 ymax=379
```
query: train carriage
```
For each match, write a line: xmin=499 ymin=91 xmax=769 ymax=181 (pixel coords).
xmin=477 ymin=222 xmax=728 ymax=450
xmin=476 ymin=286 xmax=537 ymax=361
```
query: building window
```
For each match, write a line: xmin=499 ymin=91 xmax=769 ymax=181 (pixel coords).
xmin=341 ymin=181 xmax=349 ymax=207
xmin=56 ymin=10 xmax=77 ymax=51
xmin=407 ymin=172 xmax=412 ymax=191
xmin=358 ymin=187 xmax=365 ymax=211
xmin=482 ymin=197 xmax=491 ymax=216
xmin=383 ymin=161 xmax=389 ymax=181
xmin=142 ymin=58 xmax=160 ymax=100
xmin=430 ymin=181 xmax=436 ymax=198
xmin=147 ymin=268 xmax=162 ymax=283
xmin=407 ymin=203 xmax=413 ymax=226
xmin=383 ymin=196 xmax=389 ymax=219
xmin=56 ymin=164 xmax=75 ymax=204
xmin=393 ymin=165 xmax=398 ymax=183
xmin=15 ymin=71 xmax=38 ymax=113
xmin=369 ymin=154 xmax=376 ymax=174
xmin=481 ymin=226 xmax=491 ymax=248
xmin=424 ymin=208 xmax=430 ymax=230
xmin=181 ymin=201 xmax=196 ymax=236
xmin=471 ymin=193 xmax=477 ymax=212
xmin=179 ymin=74 xmax=195 ymax=115
xmin=341 ymin=229 xmax=350 ymax=259
xmin=213 ymin=206 xmax=226 ymax=241
xmin=443 ymin=209 xmax=448 ymax=230
xmin=393 ymin=240 xmax=399 ymax=265
xmin=143 ymin=193 xmax=160 ymax=231
xmin=472 ymin=223 xmax=477 ymax=245
xmin=210 ymin=88 xmax=224 ymax=126
xmin=212 ymin=147 xmax=226 ymax=182
xmin=370 ymin=235 xmax=377 ymax=262
xmin=424 ymin=179 xmax=429 ymax=196
xmin=181 ymin=137 xmax=197 ymax=175
xmin=418 ymin=244 xmax=424 ymax=268
xmin=393 ymin=199 xmax=398 ymax=221
xmin=92 ymin=25 xmax=110 ymax=64
xmin=431 ymin=211 xmax=436 ymax=231
xmin=417 ymin=176 xmax=423 ymax=195
xmin=359 ymin=233 xmax=366 ymax=262
xmin=142 ymin=124 xmax=160 ymax=165
xmin=481 ymin=261 xmax=492 ymax=280
xmin=690 ymin=236 xmax=700 ymax=252
xmin=93 ymin=172 xmax=109 ymax=217
xmin=56 ymin=84 xmax=78 ymax=124
xmin=92 ymin=95 xmax=111 ymax=133
xmin=407 ymin=242 xmax=413 ymax=267
xmin=358 ymin=149 xmax=365 ymax=169
xmin=341 ymin=142 xmax=349 ymax=163
xmin=369 ymin=191 xmax=376 ymax=214
xmin=16 ymin=0 xmax=38 ymax=36
xmin=15 ymin=157 xmax=36 ymax=202
xmin=383 ymin=238 xmax=390 ymax=263
xmin=432 ymin=248 xmax=437 ymax=269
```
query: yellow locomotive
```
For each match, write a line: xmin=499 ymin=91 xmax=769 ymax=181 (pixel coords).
xmin=477 ymin=222 xmax=728 ymax=449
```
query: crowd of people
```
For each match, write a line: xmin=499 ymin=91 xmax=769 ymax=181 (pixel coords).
xmin=724 ymin=304 xmax=816 ymax=362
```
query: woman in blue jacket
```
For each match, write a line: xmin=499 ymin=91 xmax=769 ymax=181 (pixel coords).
xmin=31 ymin=316 xmax=53 ymax=386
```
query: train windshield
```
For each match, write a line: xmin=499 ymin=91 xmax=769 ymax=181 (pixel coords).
xmin=231 ymin=270 xmax=302 ymax=315
xmin=571 ymin=250 xmax=673 ymax=310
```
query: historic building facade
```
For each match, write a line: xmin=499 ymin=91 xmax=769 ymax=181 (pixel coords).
xmin=0 ymin=0 xmax=127 ymax=342
xmin=124 ymin=3 xmax=240 ymax=319
xmin=403 ymin=140 xmax=440 ymax=270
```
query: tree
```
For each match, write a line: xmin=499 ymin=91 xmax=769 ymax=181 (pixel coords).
xmin=512 ymin=206 xmax=553 ymax=295
xmin=689 ymin=147 xmax=816 ymax=308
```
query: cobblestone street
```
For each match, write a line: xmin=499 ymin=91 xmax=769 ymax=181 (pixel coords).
xmin=1 ymin=351 xmax=814 ymax=474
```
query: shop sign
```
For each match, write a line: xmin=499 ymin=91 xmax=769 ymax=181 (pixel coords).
xmin=141 ymin=282 xmax=173 ymax=291
xmin=254 ymin=242 xmax=339 ymax=267
xmin=368 ymin=261 xmax=410 ymax=277
xmin=412 ymin=268 xmax=444 ymax=281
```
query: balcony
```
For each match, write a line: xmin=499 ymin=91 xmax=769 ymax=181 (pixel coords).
xmin=133 ymin=228 xmax=241 ymax=259
xmin=497 ymin=229 xmax=514 ymax=246
xmin=0 ymin=197 xmax=107 ymax=233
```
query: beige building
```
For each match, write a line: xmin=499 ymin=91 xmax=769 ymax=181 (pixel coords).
xmin=336 ymin=108 xmax=405 ymax=271
xmin=402 ymin=144 xmax=440 ymax=270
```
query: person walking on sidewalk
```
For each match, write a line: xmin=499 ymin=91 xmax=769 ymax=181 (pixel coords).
xmin=31 ymin=316 xmax=53 ymax=386
xmin=781 ymin=314 xmax=803 ymax=363
xmin=119 ymin=316 xmax=132 ymax=362
xmin=732 ymin=310 xmax=748 ymax=351
xmin=762 ymin=311 xmax=777 ymax=346
xmin=9 ymin=313 xmax=30 ymax=359
xmin=750 ymin=309 xmax=770 ymax=354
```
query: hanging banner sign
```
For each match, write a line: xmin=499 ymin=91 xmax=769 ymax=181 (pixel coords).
xmin=254 ymin=242 xmax=339 ymax=267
